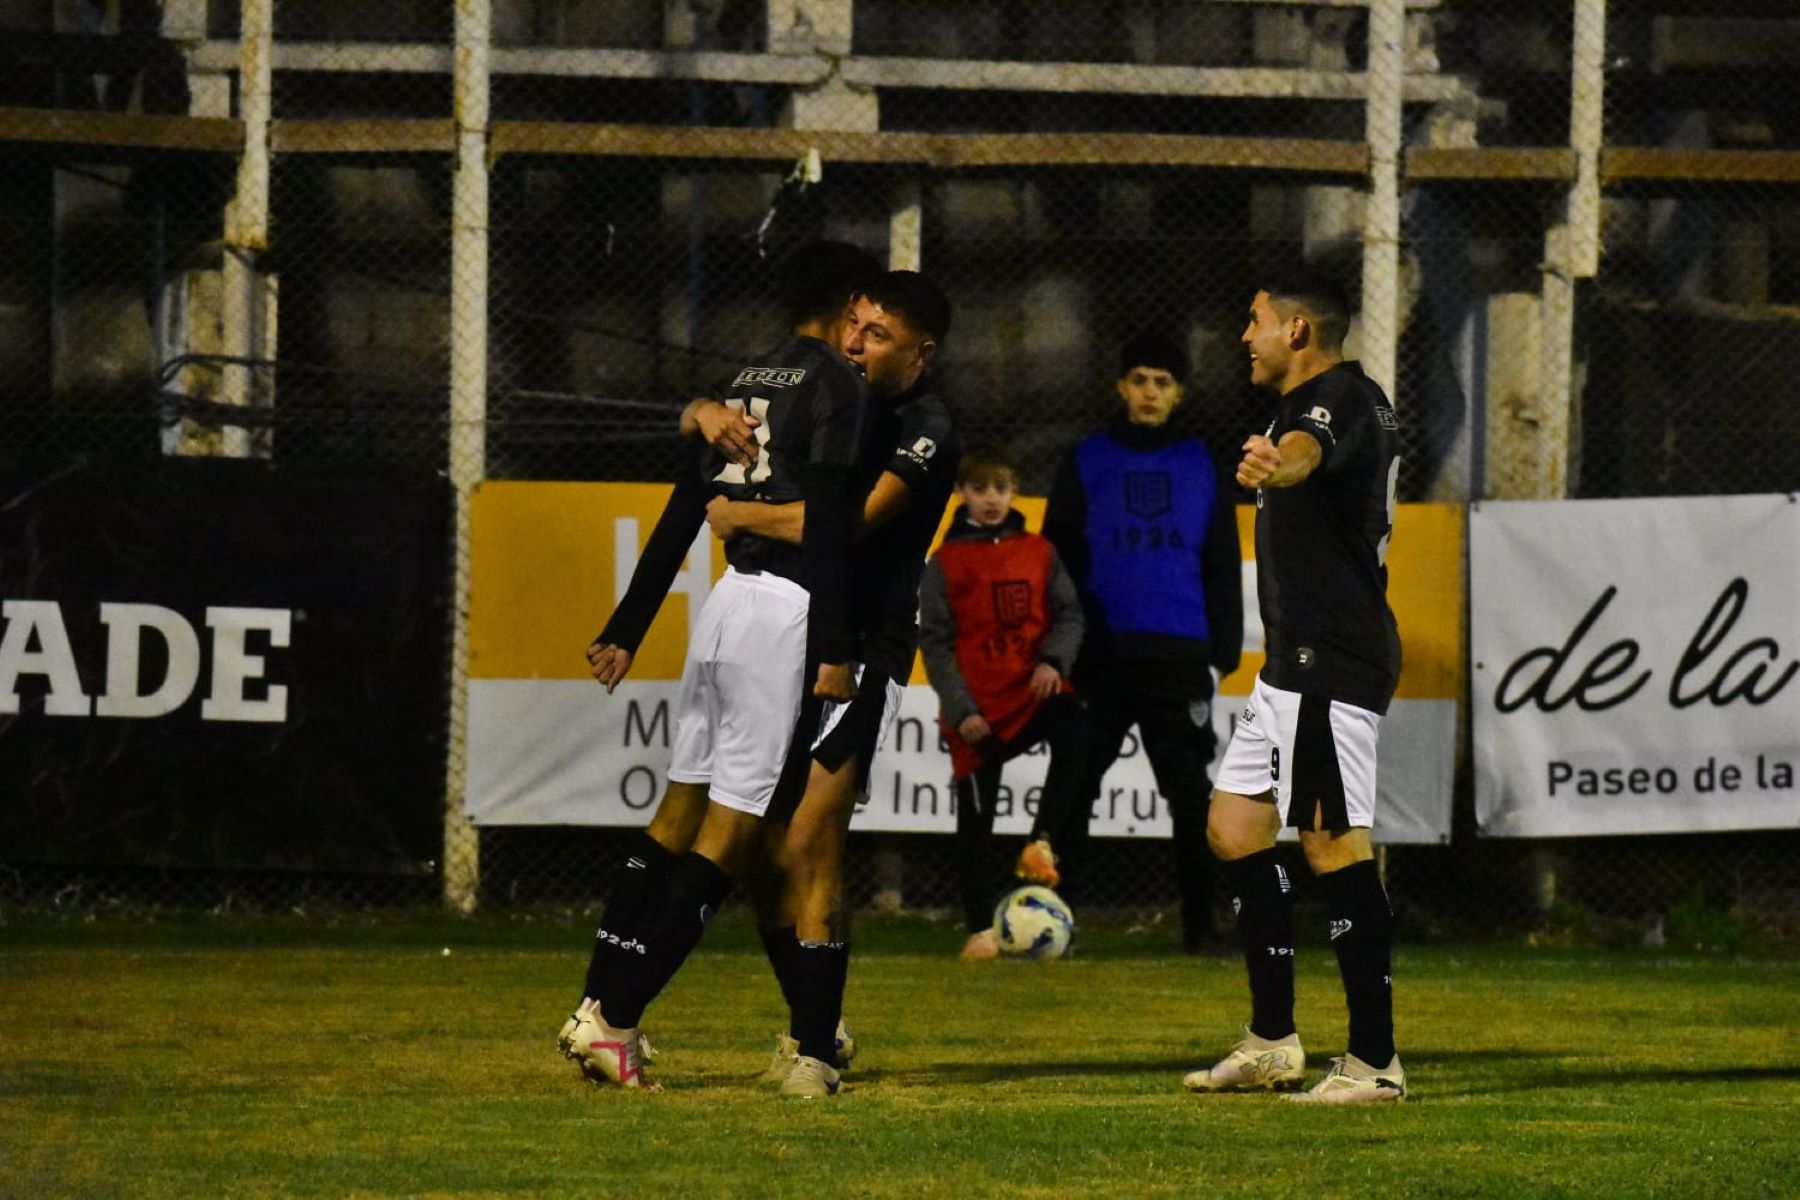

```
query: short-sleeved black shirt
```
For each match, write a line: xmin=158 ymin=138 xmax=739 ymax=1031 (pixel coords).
xmin=851 ymin=377 xmax=962 ymax=678
xmin=1254 ymin=361 xmax=1402 ymax=713
xmin=711 ymin=333 xmax=868 ymax=584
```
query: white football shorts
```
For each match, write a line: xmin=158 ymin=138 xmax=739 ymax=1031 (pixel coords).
xmin=1214 ymin=676 xmax=1382 ymax=831
xmin=667 ymin=567 xmax=810 ymax=816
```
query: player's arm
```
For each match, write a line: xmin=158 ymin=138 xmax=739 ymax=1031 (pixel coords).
xmin=801 ymin=373 xmax=869 ymax=701
xmin=679 ymin=396 xmax=759 ymax=468
xmin=588 ymin=464 xmax=709 ymax=692
xmin=705 ymin=471 xmax=911 ymax=545
xmin=917 ymin=558 xmax=981 ymax=730
xmin=1200 ymin=459 xmax=1244 ymax=677
xmin=1236 ymin=428 xmax=1322 ymax=490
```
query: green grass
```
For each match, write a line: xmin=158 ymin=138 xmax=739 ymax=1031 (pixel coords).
xmin=2 ymin=912 xmax=1796 ymax=1198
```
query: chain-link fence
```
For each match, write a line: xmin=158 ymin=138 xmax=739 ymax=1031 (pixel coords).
xmin=3 ymin=1 xmax=1797 ymax=944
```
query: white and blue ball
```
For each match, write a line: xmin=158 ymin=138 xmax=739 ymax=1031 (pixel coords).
xmin=993 ymin=886 xmax=1075 ymax=960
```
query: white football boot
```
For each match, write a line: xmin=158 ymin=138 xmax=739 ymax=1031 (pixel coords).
xmin=1183 ymin=1026 xmax=1307 ymax=1093
xmin=760 ymin=1020 xmax=857 ymax=1082
xmin=559 ymin=999 xmax=658 ymax=1066
xmin=1285 ymin=1053 xmax=1406 ymax=1104
xmin=779 ymin=1054 xmax=843 ymax=1099
xmin=559 ymin=1000 xmax=657 ymax=1090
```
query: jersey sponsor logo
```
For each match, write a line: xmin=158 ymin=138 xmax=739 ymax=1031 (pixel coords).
xmin=1123 ymin=470 xmax=1172 ymax=519
xmin=1306 ymin=405 xmax=1334 ymax=426
xmin=731 ymin=366 xmax=807 ymax=389
xmin=899 ymin=435 xmax=939 ymax=467
xmin=991 ymin=579 xmax=1034 ymax=625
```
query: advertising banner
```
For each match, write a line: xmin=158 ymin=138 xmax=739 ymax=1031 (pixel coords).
xmin=1471 ymin=494 xmax=1798 ymax=837
xmin=467 ymin=483 xmax=1462 ymax=842
xmin=0 ymin=459 xmax=450 ymax=874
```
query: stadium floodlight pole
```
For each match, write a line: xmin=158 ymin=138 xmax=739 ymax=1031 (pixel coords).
xmin=219 ymin=0 xmax=273 ymax=458
xmin=1358 ymin=0 xmax=1404 ymax=402
xmin=443 ymin=0 xmax=491 ymax=915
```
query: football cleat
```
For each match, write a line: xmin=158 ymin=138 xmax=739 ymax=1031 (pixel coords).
xmin=1013 ymin=837 xmax=1061 ymax=888
xmin=760 ymin=1020 xmax=858 ymax=1082
xmin=559 ymin=1000 xmax=658 ymax=1065
xmin=960 ymin=928 xmax=1001 ymax=960
xmin=1183 ymin=1026 xmax=1306 ymax=1093
xmin=779 ymin=1054 xmax=842 ymax=1099
xmin=560 ymin=1003 xmax=657 ymax=1090
xmin=1285 ymin=1053 xmax=1406 ymax=1104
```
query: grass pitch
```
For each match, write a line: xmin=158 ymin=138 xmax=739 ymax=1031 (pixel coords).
xmin=2 ymin=912 xmax=1795 ymax=1198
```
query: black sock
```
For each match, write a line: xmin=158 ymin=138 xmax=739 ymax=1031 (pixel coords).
xmin=759 ymin=923 xmax=802 ymax=1036
xmin=580 ymin=831 xmax=677 ymax=1003
xmin=1320 ymin=859 xmax=1396 ymax=1067
xmin=790 ymin=938 xmax=850 ymax=1066
xmin=1225 ymin=848 xmax=1296 ymax=1042
xmin=594 ymin=851 xmax=732 ymax=1030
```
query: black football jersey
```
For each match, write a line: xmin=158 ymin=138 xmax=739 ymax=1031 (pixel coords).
xmin=711 ymin=333 xmax=869 ymax=582
xmin=1253 ymin=361 xmax=1402 ymax=712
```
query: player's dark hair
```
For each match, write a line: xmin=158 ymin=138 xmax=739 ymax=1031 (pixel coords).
xmin=1117 ymin=333 xmax=1188 ymax=382
xmin=777 ymin=240 xmax=881 ymax=327
xmin=1259 ymin=268 xmax=1352 ymax=351
xmin=862 ymin=270 xmax=952 ymax=344
xmin=956 ymin=443 xmax=1019 ymax=488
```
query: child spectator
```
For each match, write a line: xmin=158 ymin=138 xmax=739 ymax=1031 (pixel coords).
xmin=918 ymin=445 xmax=1089 ymax=959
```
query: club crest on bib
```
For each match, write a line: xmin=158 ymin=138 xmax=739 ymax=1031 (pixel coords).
xmin=1124 ymin=470 xmax=1172 ymax=519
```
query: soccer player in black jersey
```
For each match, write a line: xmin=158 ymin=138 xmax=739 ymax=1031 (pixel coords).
xmin=558 ymin=241 xmax=878 ymax=1089
xmin=1185 ymin=270 xmax=1408 ymax=1103
xmin=700 ymin=271 xmax=961 ymax=1097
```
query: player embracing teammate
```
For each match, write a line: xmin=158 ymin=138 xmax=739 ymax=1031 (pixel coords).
xmin=561 ymin=248 xmax=960 ymax=1097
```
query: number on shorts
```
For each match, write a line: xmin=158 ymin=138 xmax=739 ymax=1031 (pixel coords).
xmin=1270 ymin=745 xmax=1281 ymax=782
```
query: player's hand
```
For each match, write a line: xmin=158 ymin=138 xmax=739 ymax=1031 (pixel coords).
xmin=704 ymin=495 xmax=743 ymax=541
xmin=957 ymin=713 xmax=993 ymax=744
xmin=1028 ymin=662 xmax=1062 ymax=701
xmin=814 ymin=662 xmax=856 ymax=702
xmin=693 ymin=400 xmax=759 ymax=468
xmin=1237 ymin=434 xmax=1281 ymax=489
xmin=587 ymin=642 xmax=633 ymax=693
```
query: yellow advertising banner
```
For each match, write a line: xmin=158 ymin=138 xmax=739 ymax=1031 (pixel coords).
xmin=465 ymin=483 xmax=1462 ymax=841
xmin=470 ymin=482 xmax=1462 ymax=700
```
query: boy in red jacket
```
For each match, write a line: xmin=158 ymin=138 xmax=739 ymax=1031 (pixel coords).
xmin=918 ymin=446 xmax=1089 ymax=958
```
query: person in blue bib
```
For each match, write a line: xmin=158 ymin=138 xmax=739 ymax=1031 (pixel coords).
xmin=1040 ymin=334 xmax=1243 ymax=951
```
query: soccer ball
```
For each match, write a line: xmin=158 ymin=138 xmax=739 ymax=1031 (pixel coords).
xmin=993 ymin=886 xmax=1075 ymax=960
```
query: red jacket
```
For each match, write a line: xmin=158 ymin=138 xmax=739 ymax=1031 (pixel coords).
xmin=918 ymin=509 xmax=1083 ymax=778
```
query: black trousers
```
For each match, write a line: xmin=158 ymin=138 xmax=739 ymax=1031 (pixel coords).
xmin=952 ymin=692 xmax=1089 ymax=933
xmin=1070 ymin=658 xmax=1220 ymax=945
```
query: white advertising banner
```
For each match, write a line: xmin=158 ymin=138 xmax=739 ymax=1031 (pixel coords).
xmin=1471 ymin=494 xmax=1799 ymax=837
xmin=465 ymin=483 xmax=1463 ymax=843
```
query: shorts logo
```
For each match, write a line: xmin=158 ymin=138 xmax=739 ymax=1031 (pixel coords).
xmin=1329 ymin=918 xmax=1354 ymax=941
xmin=1123 ymin=471 xmax=1171 ymax=519
xmin=731 ymin=366 xmax=807 ymax=388
xmin=1296 ymin=646 xmax=1315 ymax=669
xmin=901 ymin=435 xmax=939 ymax=466
xmin=1375 ymin=404 xmax=1399 ymax=431
xmin=1275 ymin=864 xmax=1291 ymax=894
xmin=991 ymin=579 xmax=1033 ymax=625
xmin=1188 ymin=699 xmax=1210 ymax=728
